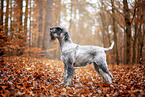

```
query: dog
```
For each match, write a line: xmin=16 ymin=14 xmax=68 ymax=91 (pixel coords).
xmin=50 ymin=26 xmax=114 ymax=86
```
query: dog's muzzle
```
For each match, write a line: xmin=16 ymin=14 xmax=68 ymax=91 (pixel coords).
xmin=50 ymin=29 xmax=56 ymax=40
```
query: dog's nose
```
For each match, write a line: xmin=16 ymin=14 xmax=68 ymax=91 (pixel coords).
xmin=50 ymin=28 xmax=53 ymax=32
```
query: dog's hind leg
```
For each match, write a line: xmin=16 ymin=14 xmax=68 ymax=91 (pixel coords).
xmin=93 ymin=62 xmax=113 ymax=84
xmin=99 ymin=61 xmax=113 ymax=79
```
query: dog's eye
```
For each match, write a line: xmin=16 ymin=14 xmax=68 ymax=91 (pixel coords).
xmin=52 ymin=32 xmax=56 ymax=34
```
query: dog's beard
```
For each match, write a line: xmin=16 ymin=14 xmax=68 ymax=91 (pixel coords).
xmin=50 ymin=35 xmax=56 ymax=41
xmin=50 ymin=31 xmax=56 ymax=40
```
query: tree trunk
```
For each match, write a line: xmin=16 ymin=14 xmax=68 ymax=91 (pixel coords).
xmin=123 ymin=0 xmax=131 ymax=64
xmin=137 ymin=0 xmax=144 ymax=64
xmin=5 ymin=0 xmax=9 ymax=35
xmin=38 ymin=0 xmax=43 ymax=48
xmin=53 ymin=0 xmax=61 ymax=26
xmin=10 ymin=0 xmax=13 ymax=40
xmin=42 ymin=0 xmax=53 ymax=58
xmin=17 ymin=0 xmax=23 ymax=56
xmin=68 ymin=0 xmax=73 ymax=33
xmin=0 ymin=0 xmax=3 ymax=33
xmin=140 ymin=24 xmax=145 ymax=64
xmin=138 ymin=17 xmax=144 ymax=64
xmin=111 ymin=0 xmax=119 ymax=65
xmin=53 ymin=0 xmax=61 ymax=59
xmin=29 ymin=0 xmax=32 ymax=47
xmin=0 ymin=0 xmax=4 ymax=63
xmin=24 ymin=0 xmax=28 ymax=42
xmin=106 ymin=26 xmax=111 ymax=45
xmin=132 ymin=22 xmax=138 ymax=64
xmin=99 ymin=13 xmax=106 ymax=47
xmin=137 ymin=22 xmax=141 ymax=63
xmin=138 ymin=0 xmax=145 ymax=64
xmin=0 ymin=0 xmax=3 ymax=31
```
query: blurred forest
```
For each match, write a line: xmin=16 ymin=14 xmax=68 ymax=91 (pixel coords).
xmin=0 ymin=0 xmax=145 ymax=96
xmin=0 ymin=0 xmax=145 ymax=65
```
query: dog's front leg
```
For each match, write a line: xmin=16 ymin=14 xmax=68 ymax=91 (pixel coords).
xmin=65 ymin=61 xmax=75 ymax=86
xmin=63 ymin=63 xmax=67 ymax=84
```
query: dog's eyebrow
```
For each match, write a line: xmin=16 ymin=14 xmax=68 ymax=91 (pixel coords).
xmin=55 ymin=26 xmax=62 ymax=29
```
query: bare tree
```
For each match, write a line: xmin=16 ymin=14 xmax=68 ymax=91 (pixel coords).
xmin=132 ymin=21 xmax=138 ymax=64
xmin=5 ymin=0 xmax=9 ymax=35
xmin=0 ymin=0 xmax=3 ymax=32
xmin=38 ymin=0 xmax=43 ymax=48
xmin=29 ymin=0 xmax=32 ymax=47
xmin=15 ymin=0 xmax=23 ymax=55
xmin=132 ymin=1 xmax=138 ymax=64
xmin=42 ymin=0 xmax=53 ymax=58
xmin=99 ymin=0 xmax=107 ymax=47
xmin=53 ymin=0 xmax=61 ymax=26
xmin=24 ymin=0 xmax=28 ymax=41
xmin=0 ymin=0 xmax=4 ymax=63
xmin=137 ymin=0 xmax=145 ymax=64
xmin=123 ymin=0 xmax=132 ymax=64
xmin=111 ymin=0 xmax=119 ymax=65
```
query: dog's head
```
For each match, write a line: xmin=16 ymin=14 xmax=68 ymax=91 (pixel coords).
xmin=50 ymin=26 xmax=63 ymax=40
xmin=50 ymin=26 xmax=70 ymax=41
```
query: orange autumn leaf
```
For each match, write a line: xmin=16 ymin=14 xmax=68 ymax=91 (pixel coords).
xmin=0 ymin=57 xmax=144 ymax=96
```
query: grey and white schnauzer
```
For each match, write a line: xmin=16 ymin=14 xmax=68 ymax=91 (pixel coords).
xmin=50 ymin=26 xmax=114 ymax=86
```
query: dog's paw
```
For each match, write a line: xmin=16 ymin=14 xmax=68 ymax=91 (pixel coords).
xmin=65 ymin=83 xmax=70 ymax=86
xmin=64 ymin=81 xmax=72 ymax=86
xmin=60 ymin=81 xmax=66 ymax=85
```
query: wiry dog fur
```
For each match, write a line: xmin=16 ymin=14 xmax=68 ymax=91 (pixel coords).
xmin=50 ymin=26 xmax=114 ymax=86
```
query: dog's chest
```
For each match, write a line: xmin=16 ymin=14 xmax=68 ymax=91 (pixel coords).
xmin=61 ymin=43 xmax=77 ymax=62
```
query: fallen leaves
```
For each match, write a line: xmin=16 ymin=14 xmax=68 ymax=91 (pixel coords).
xmin=0 ymin=57 xmax=144 ymax=96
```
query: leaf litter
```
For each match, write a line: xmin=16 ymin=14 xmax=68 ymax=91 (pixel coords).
xmin=0 ymin=57 xmax=144 ymax=96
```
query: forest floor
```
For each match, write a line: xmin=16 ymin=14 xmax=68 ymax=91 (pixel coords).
xmin=0 ymin=56 xmax=144 ymax=97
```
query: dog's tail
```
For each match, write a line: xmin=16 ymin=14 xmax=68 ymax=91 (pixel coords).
xmin=103 ymin=41 xmax=114 ymax=51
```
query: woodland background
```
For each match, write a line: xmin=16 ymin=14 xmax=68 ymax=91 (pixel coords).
xmin=0 ymin=0 xmax=145 ymax=65
xmin=0 ymin=0 xmax=145 ymax=96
